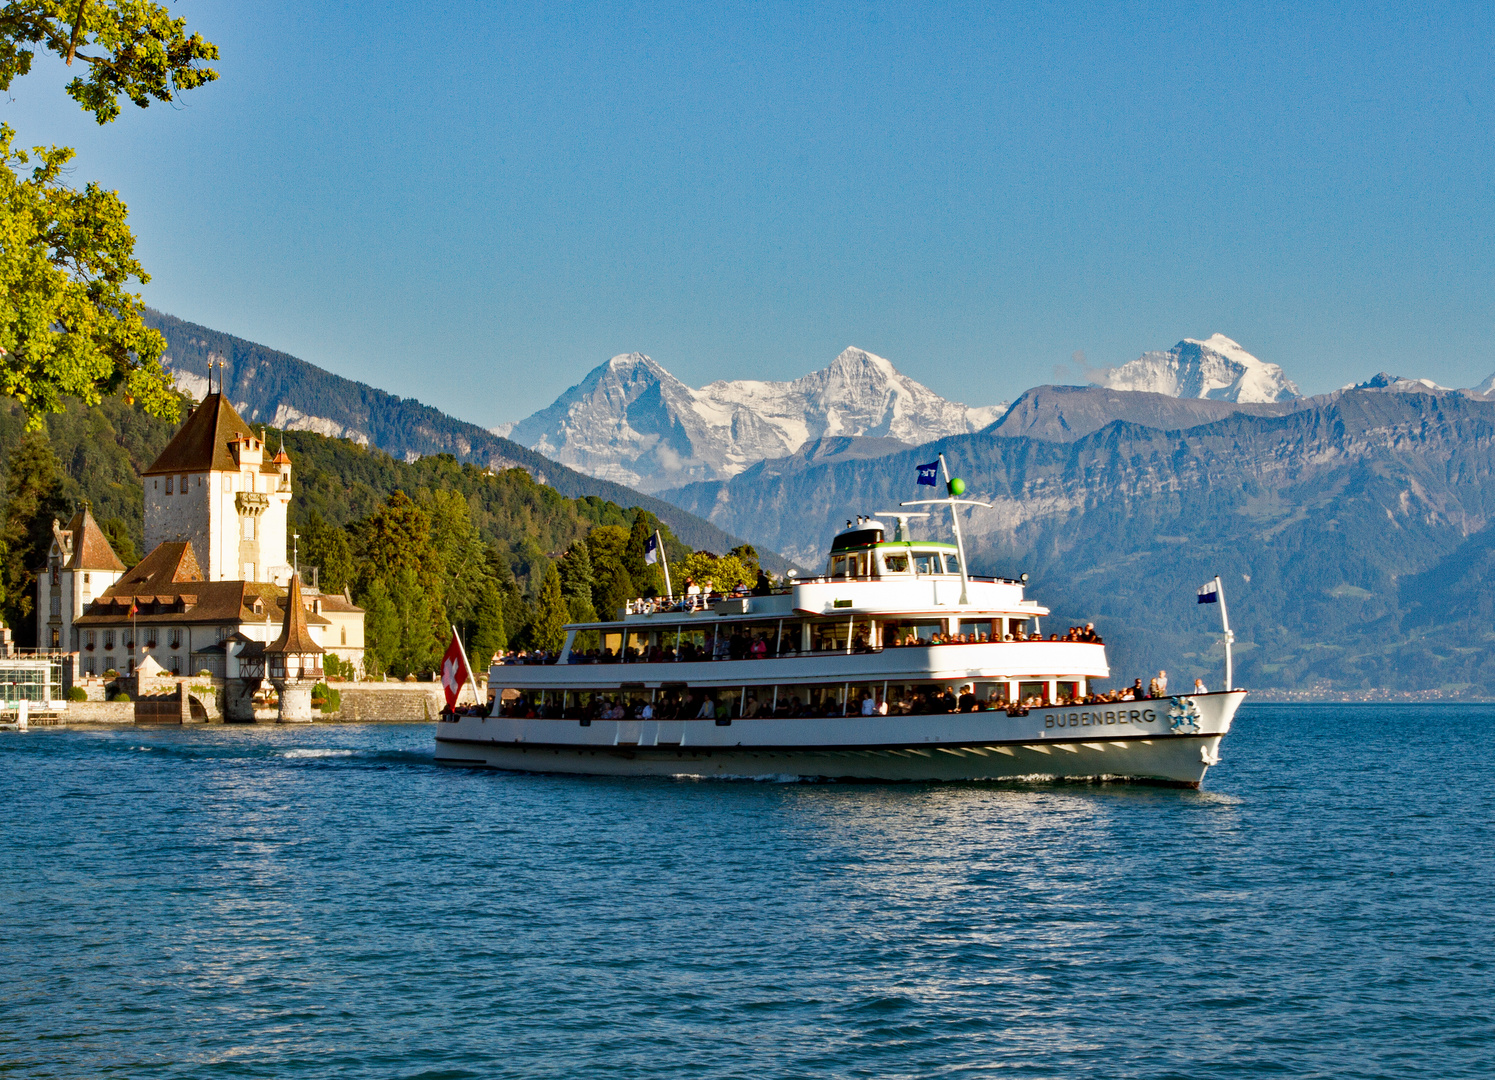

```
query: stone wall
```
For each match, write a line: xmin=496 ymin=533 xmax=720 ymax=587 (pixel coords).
xmin=62 ymin=701 xmax=135 ymax=723
xmin=331 ymin=684 xmax=445 ymax=722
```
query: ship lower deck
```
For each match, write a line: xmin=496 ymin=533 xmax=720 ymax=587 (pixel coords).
xmin=435 ymin=691 xmax=1244 ymax=787
xmin=434 ymin=731 xmax=1226 ymax=787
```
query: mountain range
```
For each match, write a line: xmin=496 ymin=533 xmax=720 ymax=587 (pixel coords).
xmin=658 ymin=381 xmax=1495 ymax=695
xmin=141 ymin=311 xmax=787 ymax=570
xmin=495 ymin=347 xmax=1006 ymax=493
xmin=144 ymin=309 xmax=1495 ymax=694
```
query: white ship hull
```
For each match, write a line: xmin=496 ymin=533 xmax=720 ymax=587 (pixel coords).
xmin=436 ymin=691 xmax=1244 ymax=787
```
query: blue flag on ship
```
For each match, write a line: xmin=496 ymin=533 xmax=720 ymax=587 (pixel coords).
xmin=1197 ymin=581 xmax=1219 ymax=604
xmin=916 ymin=461 xmax=939 ymax=486
xmin=644 ymin=533 xmax=661 ymax=565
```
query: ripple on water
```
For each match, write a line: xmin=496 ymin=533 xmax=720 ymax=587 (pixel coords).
xmin=1 ymin=706 xmax=1493 ymax=1079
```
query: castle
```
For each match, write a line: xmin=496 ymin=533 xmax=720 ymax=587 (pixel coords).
xmin=37 ymin=392 xmax=365 ymax=681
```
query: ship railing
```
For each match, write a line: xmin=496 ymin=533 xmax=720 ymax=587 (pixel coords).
xmin=552 ymin=635 xmax=1103 ymax=665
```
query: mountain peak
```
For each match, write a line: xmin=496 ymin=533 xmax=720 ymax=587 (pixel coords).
xmin=503 ymin=348 xmax=1007 ymax=492
xmin=1096 ymin=334 xmax=1300 ymax=403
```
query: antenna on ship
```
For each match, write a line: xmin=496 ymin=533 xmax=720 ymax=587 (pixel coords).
xmin=900 ymin=453 xmax=991 ymax=605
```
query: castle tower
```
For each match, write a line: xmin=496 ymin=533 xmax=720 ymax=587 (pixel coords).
xmin=142 ymin=393 xmax=293 ymax=584
xmin=38 ymin=508 xmax=127 ymax=651
xmin=265 ymin=573 xmax=324 ymax=723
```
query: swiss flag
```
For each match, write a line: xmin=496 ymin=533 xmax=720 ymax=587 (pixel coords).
xmin=440 ymin=627 xmax=474 ymax=711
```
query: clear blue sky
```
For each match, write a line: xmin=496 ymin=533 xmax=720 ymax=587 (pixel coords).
xmin=5 ymin=1 xmax=1492 ymax=425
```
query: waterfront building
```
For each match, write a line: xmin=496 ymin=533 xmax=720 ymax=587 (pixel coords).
xmin=43 ymin=392 xmax=366 ymax=681
xmin=36 ymin=508 xmax=128 ymax=652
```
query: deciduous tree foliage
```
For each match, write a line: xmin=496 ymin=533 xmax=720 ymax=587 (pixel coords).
xmin=0 ymin=2 xmax=217 ymax=428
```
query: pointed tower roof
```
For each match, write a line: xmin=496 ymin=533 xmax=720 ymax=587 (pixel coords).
xmin=144 ymin=393 xmax=258 ymax=475
xmin=265 ymin=573 xmax=323 ymax=656
xmin=61 ymin=508 xmax=127 ymax=571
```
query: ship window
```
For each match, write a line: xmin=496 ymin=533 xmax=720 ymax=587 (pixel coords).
xmin=913 ymin=553 xmax=939 ymax=574
xmin=884 ymin=620 xmax=943 ymax=646
xmin=958 ymin=619 xmax=995 ymax=641
xmin=811 ymin=620 xmax=854 ymax=652
xmin=881 ymin=553 xmax=909 ymax=573
xmin=943 ymin=553 xmax=962 ymax=575
xmin=883 ymin=682 xmax=967 ymax=715
xmin=829 ymin=555 xmax=851 ymax=578
xmin=1018 ymin=681 xmax=1049 ymax=705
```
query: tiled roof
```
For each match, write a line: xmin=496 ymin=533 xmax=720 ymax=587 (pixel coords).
xmin=61 ymin=509 xmax=126 ymax=572
xmin=266 ymin=574 xmax=323 ymax=655
xmin=77 ymin=549 xmax=331 ymax=629
xmin=144 ymin=394 xmax=286 ymax=477
xmin=116 ymin=542 xmax=203 ymax=589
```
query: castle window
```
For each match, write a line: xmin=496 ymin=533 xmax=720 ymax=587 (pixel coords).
xmin=341 ymin=627 xmax=347 ymax=645
xmin=50 ymin=594 xmax=61 ymax=616
xmin=170 ymin=629 xmax=182 ymax=650
xmin=180 ymin=474 xmax=188 ymax=492
xmin=223 ymin=475 xmax=232 ymax=492
xmin=86 ymin=631 xmax=95 ymax=649
xmin=104 ymin=631 xmax=114 ymax=650
xmin=50 ymin=629 xmax=59 ymax=648
xmin=166 ymin=476 xmax=174 ymax=494
xmin=50 ymin=566 xmax=59 ymax=586
xmin=84 ymin=573 xmax=90 ymax=585
xmin=170 ymin=656 xmax=181 ymax=675
xmin=243 ymin=516 xmax=255 ymax=541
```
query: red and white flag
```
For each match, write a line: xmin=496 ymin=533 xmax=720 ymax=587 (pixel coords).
xmin=440 ymin=627 xmax=474 ymax=711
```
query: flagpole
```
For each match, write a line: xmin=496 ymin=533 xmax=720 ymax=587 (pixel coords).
xmin=452 ymin=624 xmax=478 ymax=708
xmin=653 ymin=529 xmax=672 ymax=598
xmin=1215 ymin=574 xmax=1234 ymax=691
xmin=902 ymin=455 xmax=989 ymax=606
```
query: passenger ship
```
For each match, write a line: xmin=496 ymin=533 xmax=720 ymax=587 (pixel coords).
xmin=436 ymin=490 xmax=1245 ymax=787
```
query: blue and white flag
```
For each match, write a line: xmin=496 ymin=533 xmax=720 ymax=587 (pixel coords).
xmin=916 ymin=461 xmax=940 ymax=486
xmin=1197 ymin=581 xmax=1219 ymax=604
xmin=644 ymin=533 xmax=661 ymax=565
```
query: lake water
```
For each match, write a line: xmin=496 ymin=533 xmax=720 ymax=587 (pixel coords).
xmin=2 ymin=704 xmax=1492 ymax=1079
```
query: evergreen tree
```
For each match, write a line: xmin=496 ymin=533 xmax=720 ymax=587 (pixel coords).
xmin=470 ymin=580 xmax=508 ymax=663
xmin=388 ymin=565 xmax=442 ymax=677
xmin=101 ymin=517 xmax=138 ymax=567
xmin=359 ymin=580 xmax=398 ymax=678
xmin=354 ymin=490 xmax=435 ymax=593
xmin=301 ymin=511 xmax=354 ymax=593
xmin=1 ymin=432 xmax=67 ymax=638
xmin=625 ymin=510 xmax=664 ymax=595
xmin=529 ymin=561 xmax=568 ymax=655
xmin=557 ymin=542 xmax=595 ymax=605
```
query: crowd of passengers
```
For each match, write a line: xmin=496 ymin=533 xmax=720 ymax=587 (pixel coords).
xmin=492 ymin=622 xmax=1105 ymax=666
xmin=495 ymin=675 xmax=1194 ymax=721
xmin=500 ymin=686 xmax=1015 ymax=721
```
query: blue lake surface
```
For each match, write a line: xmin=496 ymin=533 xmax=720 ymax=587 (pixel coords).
xmin=1 ymin=704 xmax=1492 ymax=1079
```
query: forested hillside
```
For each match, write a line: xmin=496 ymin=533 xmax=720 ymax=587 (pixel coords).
xmin=143 ymin=310 xmax=788 ymax=570
xmin=0 ymin=393 xmax=768 ymax=675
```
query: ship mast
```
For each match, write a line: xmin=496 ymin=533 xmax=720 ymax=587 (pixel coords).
xmin=899 ymin=452 xmax=991 ymax=605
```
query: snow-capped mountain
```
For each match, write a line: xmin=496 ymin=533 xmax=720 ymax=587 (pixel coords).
xmin=498 ymin=347 xmax=1007 ymax=493
xmin=1343 ymin=372 xmax=1450 ymax=393
xmin=1095 ymin=334 xmax=1300 ymax=403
